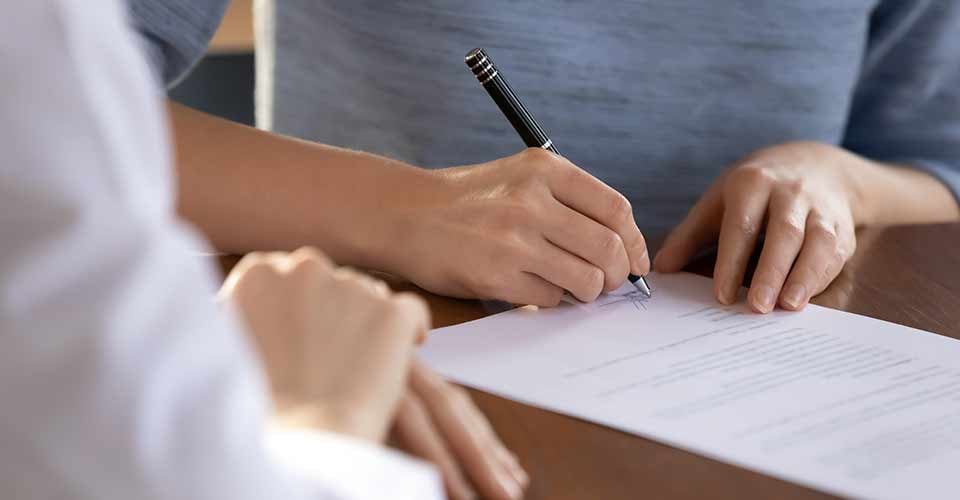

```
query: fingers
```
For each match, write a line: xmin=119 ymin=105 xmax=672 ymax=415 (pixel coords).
xmin=393 ymin=392 xmax=477 ymax=500
xmin=220 ymin=247 xmax=333 ymax=300
xmin=539 ymin=151 xmax=650 ymax=276
xmin=225 ymin=246 xmax=429 ymax=442
xmin=410 ymin=362 xmax=527 ymax=500
xmin=332 ymin=266 xmax=391 ymax=299
xmin=391 ymin=292 xmax=432 ymax=344
xmin=287 ymin=246 xmax=334 ymax=271
xmin=778 ymin=215 xmax=854 ymax=311
xmin=542 ymin=199 xmax=630 ymax=292
xmin=654 ymin=184 xmax=724 ymax=273
xmin=525 ymin=238 xmax=605 ymax=302
xmin=279 ymin=253 xmax=428 ymax=345
xmin=713 ymin=169 xmax=773 ymax=304
xmin=496 ymin=272 xmax=565 ymax=307
xmin=747 ymin=192 xmax=808 ymax=313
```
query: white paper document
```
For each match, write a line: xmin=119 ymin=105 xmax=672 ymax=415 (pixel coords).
xmin=419 ymin=272 xmax=960 ymax=499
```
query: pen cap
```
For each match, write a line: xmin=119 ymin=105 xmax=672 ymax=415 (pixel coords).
xmin=465 ymin=48 xmax=498 ymax=85
xmin=464 ymin=48 xmax=559 ymax=153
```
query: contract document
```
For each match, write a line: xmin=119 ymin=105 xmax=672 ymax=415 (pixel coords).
xmin=419 ymin=272 xmax=960 ymax=499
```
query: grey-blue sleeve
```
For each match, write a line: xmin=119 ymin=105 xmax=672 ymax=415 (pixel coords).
xmin=842 ymin=0 xmax=960 ymax=204
xmin=125 ymin=0 xmax=230 ymax=87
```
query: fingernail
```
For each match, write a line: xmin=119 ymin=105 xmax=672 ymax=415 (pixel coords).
xmin=751 ymin=285 xmax=776 ymax=313
xmin=782 ymin=283 xmax=807 ymax=309
xmin=717 ymin=284 xmax=736 ymax=305
xmin=511 ymin=463 xmax=530 ymax=487
xmin=499 ymin=470 xmax=523 ymax=500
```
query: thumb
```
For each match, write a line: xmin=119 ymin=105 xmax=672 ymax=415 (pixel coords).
xmin=654 ymin=190 xmax=724 ymax=272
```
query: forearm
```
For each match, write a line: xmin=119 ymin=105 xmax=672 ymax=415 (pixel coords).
xmin=170 ymin=101 xmax=444 ymax=270
xmin=853 ymin=160 xmax=960 ymax=226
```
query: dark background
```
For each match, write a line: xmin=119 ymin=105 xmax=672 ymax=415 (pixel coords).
xmin=169 ymin=53 xmax=255 ymax=126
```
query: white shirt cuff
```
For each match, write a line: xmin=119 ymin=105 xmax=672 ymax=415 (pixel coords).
xmin=266 ymin=429 xmax=443 ymax=500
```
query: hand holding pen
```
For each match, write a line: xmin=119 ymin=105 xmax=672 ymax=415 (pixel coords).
xmin=465 ymin=48 xmax=653 ymax=298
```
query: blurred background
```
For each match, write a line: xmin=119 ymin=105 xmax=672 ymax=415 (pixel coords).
xmin=168 ymin=0 xmax=254 ymax=125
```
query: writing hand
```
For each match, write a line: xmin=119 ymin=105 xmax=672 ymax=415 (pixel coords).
xmin=394 ymin=148 xmax=650 ymax=306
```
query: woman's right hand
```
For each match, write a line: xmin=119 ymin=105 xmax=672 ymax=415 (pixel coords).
xmin=390 ymin=148 xmax=650 ymax=306
xmin=220 ymin=247 xmax=430 ymax=442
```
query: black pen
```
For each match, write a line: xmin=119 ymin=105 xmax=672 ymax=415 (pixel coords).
xmin=464 ymin=47 xmax=652 ymax=298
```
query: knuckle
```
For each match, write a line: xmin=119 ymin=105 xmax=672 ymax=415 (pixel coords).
xmin=232 ymin=259 xmax=273 ymax=288
xmin=379 ymin=293 xmax=408 ymax=319
xmin=635 ymin=229 xmax=648 ymax=248
xmin=519 ymin=148 xmax=562 ymax=177
xmin=731 ymin=163 xmax=775 ymax=187
xmin=774 ymin=217 xmax=805 ymax=243
xmin=810 ymin=254 xmax=842 ymax=284
xmin=579 ymin=267 xmax=605 ymax=298
xmin=780 ymin=178 xmax=807 ymax=197
xmin=829 ymin=246 xmax=848 ymax=272
xmin=732 ymin=213 xmax=762 ymax=238
xmin=290 ymin=246 xmax=323 ymax=261
xmin=240 ymin=253 xmax=279 ymax=275
xmin=291 ymin=249 xmax=329 ymax=272
xmin=818 ymin=260 xmax=836 ymax=283
xmin=331 ymin=266 xmax=362 ymax=283
xmin=606 ymin=192 xmax=633 ymax=223
xmin=596 ymin=230 xmax=624 ymax=261
xmin=841 ymin=235 xmax=857 ymax=260
xmin=811 ymin=222 xmax=839 ymax=246
xmin=393 ymin=292 xmax=430 ymax=321
xmin=755 ymin=264 xmax=789 ymax=286
xmin=521 ymin=146 xmax=556 ymax=164
xmin=334 ymin=269 xmax=383 ymax=299
xmin=242 ymin=251 xmax=268 ymax=264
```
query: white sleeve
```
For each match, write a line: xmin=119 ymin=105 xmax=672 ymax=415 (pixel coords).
xmin=0 ymin=1 xmax=441 ymax=499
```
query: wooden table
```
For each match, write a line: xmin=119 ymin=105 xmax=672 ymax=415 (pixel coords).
xmin=393 ymin=223 xmax=960 ymax=499
xmin=220 ymin=223 xmax=960 ymax=499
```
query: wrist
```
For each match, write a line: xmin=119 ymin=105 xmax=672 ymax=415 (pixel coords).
xmin=273 ymin=399 xmax=387 ymax=443
xmin=366 ymin=166 xmax=456 ymax=277
xmin=842 ymin=155 xmax=875 ymax=227
xmin=302 ymin=153 xmax=449 ymax=275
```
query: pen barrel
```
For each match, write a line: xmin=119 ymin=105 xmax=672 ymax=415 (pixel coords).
xmin=465 ymin=48 xmax=560 ymax=155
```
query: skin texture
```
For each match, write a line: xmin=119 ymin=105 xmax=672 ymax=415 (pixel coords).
xmin=220 ymin=248 xmax=526 ymax=500
xmin=221 ymin=248 xmax=428 ymax=441
xmin=400 ymin=148 xmax=649 ymax=305
xmin=171 ymin=102 xmax=649 ymax=308
xmin=655 ymin=142 xmax=959 ymax=313
xmin=393 ymin=361 xmax=529 ymax=500
xmin=178 ymin=104 xmax=958 ymax=495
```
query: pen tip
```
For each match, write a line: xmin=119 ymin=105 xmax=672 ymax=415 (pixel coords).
xmin=629 ymin=274 xmax=653 ymax=298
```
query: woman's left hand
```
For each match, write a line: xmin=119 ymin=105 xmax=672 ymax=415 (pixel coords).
xmin=654 ymin=141 xmax=869 ymax=313
xmin=390 ymin=360 xmax=528 ymax=500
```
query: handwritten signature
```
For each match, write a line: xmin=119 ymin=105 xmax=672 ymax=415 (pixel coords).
xmin=600 ymin=289 xmax=652 ymax=311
